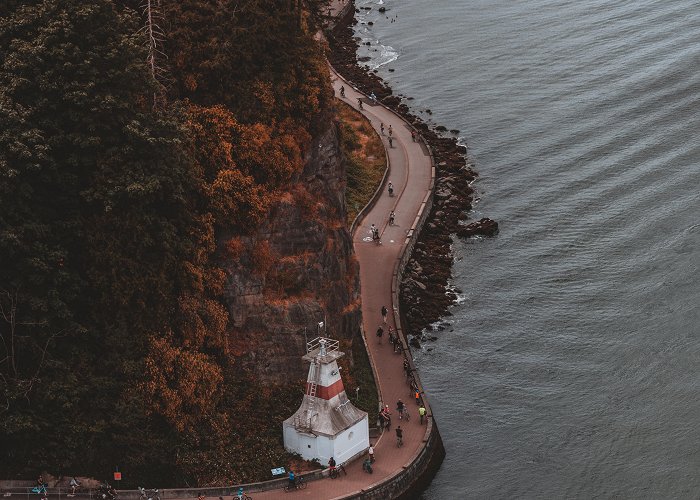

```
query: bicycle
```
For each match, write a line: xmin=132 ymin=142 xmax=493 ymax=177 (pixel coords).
xmin=235 ymin=488 xmax=252 ymax=500
xmin=329 ymin=463 xmax=347 ymax=479
xmin=404 ymin=408 xmax=411 ymax=422
xmin=283 ymin=476 xmax=307 ymax=492
xmin=138 ymin=488 xmax=160 ymax=500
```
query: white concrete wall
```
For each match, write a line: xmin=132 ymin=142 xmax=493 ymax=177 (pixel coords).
xmin=283 ymin=416 xmax=369 ymax=464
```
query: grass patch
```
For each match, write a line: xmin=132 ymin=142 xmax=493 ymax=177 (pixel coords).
xmin=338 ymin=331 xmax=380 ymax=426
xmin=337 ymin=101 xmax=387 ymax=226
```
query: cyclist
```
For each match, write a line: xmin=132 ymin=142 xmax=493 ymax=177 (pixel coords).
xmin=419 ymin=405 xmax=427 ymax=424
xmin=395 ymin=425 xmax=403 ymax=447
xmin=340 ymin=85 xmax=345 ymax=97
xmin=69 ymin=477 xmax=81 ymax=496
xmin=397 ymin=399 xmax=405 ymax=419
xmin=387 ymin=181 xmax=394 ymax=196
xmin=328 ymin=457 xmax=336 ymax=473
xmin=288 ymin=470 xmax=296 ymax=489
xmin=358 ymin=98 xmax=363 ymax=109
xmin=389 ymin=211 xmax=395 ymax=225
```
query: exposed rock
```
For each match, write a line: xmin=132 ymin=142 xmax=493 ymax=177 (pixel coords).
xmin=223 ymin=114 xmax=361 ymax=381
xmin=456 ymin=218 xmax=499 ymax=238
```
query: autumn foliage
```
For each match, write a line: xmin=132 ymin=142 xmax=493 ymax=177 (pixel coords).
xmin=0 ymin=0 xmax=332 ymax=486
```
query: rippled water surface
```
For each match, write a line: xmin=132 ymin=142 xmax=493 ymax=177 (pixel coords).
xmin=354 ymin=0 xmax=700 ymax=498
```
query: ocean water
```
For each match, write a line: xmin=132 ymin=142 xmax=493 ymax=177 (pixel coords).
xmin=354 ymin=0 xmax=700 ymax=498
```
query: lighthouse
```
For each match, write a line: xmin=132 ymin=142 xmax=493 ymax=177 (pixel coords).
xmin=283 ymin=336 xmax=369 ymax=463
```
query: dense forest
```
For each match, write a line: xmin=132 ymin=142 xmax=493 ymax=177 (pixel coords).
xmin=0 ymin=0 xmax=334 ymax=486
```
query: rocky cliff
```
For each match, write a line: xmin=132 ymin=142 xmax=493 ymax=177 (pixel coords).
xmin=222 ymin=112 xmax=362 ymax=381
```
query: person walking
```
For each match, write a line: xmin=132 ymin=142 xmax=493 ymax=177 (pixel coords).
xmin=411 ymin=130 xmax=416 ymax=142
xmin=340 ymin=85 xmax=345 ymax=97
xmin=389 ymin=210 xmax=395 ymax=225
xmin=388 ymin=136 xmax=393 ymax=148
xmin=368 ymin=443 xmax=375 ymax=463
xmin=388 ymin=124 xmax=393 ymax=137
xmin=387 ymin=181 xmax=394 ymax=196
xmin=396 ymin=399 xmax=405 ymax=419
xmin=376 ymin=325 xmax=384 ymax=343
xmin=358 ymin=98 xmax=363 ymax=109
xmin=381 ymin=305 xmax=388 ymax=323
xmin=380 ymin=122 xmax=385 ymax=135
xmin=419 ymin=405 xmax=427 ymax=424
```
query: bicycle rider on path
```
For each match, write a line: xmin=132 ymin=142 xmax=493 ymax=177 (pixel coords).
xmin=397 ymin=399 xmax=405 ymax=419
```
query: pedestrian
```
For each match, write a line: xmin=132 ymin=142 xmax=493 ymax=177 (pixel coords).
xmin=403 ymin=358 xmax=410 ymax=377
xmin=381 ymin=305 xmax=388 ymax=323
xmin=376 ymin=325 xmax=384 ymax=343
xmin=419 ymin=405 xmax=426 ymax=424
xmin=415 ymin=390 xmax=421 ymax=405
xmin=370 ymin=91 xmax=377 ymax=103
xmin=388 ymin=136 xmax=393 ymax=148
xmin=368 ymin=443 xmax=375 ymax=463
xmin=380 ymin=122 xmax=385 ymax=135
xmin=396 ymin=399 xmax=405 ymax=419
xmin=358 ymin=98 xmax=363 ymax=109
xmin=388 ymin=327 xmax=396 ymax=347
xmin=389 ymin=210 xmax=395 ymax=225
xmin=411 ymin=130 xmax=416 ymax=142
xmin=388 ymin=124 xmax=393 ymax=137
xmin=370 ymin=223 xmax=377 ymax=238
xmin=340 ymin=85 xmax=345 ymax=97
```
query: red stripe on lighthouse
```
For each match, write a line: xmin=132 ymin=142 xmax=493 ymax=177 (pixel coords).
xmin=307 ymin=379 xmax=345 ymax=400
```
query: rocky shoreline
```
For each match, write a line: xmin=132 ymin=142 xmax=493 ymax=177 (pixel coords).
xmin=327 ymin=5 xmax=497 ymax=345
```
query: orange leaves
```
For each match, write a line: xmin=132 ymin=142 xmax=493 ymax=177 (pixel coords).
xmin=182 ymin=102 xmax=310 ymax=232
xmin=251 ymin=240 xmax=274 ymax=276
xmin=143 ymin=332 xmax=225 ymax=434
xmin=210 ymin=168 xmax=270 ymax=228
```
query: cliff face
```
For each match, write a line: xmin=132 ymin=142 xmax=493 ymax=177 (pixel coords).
xmin=223 ymin=113 xmax=361 ymax=381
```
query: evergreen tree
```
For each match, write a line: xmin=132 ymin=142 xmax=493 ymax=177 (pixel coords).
xmin=0 ymin=0 xmax=193 ymax=481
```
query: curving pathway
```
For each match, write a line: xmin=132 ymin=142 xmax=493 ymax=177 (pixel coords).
xmin=250 ymin=69 xmax=434 ymax=499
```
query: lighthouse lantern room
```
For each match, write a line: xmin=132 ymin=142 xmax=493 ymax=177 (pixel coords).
xmin=283 ymin=336 xmax=369 ymax=463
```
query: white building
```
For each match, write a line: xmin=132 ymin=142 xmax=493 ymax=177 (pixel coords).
xmin=283 ymin=337 xmax=369 ymax=464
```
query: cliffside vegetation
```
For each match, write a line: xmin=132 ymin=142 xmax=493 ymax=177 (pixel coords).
xmin=337 ymin=103 xmax=386 ymax=226
xmin=0 ymin=0 xmax=336 ymax=486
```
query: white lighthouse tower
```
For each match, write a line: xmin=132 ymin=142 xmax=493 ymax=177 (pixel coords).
xmin=283 ymin=336 xmax=369 ymax=463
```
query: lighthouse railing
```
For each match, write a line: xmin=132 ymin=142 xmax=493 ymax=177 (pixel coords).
xmin=306 ymin=336 xmax=339 ymax=354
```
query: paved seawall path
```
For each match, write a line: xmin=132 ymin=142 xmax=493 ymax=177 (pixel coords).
xmin=247 ymin=64 xmax=436 ymax=498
